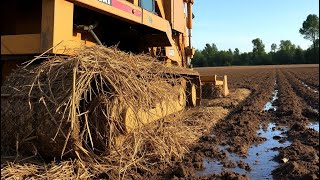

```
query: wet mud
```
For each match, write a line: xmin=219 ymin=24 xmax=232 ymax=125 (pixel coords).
xmin=167 ymin=65 xmax=319 ymax=180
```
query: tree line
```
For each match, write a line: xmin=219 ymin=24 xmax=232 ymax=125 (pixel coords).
xmin=191 ymin=14 xmax=319 ymax=67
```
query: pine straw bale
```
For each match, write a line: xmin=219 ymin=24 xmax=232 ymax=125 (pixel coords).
xmin=90 ymin=107 xmax=229 ymax=178
xmin=1 ymin=45 xmax=195 ymax=159
xmin=1 ymin=88 xmax=250 ymax=179
xmin=1 ymin=105 xmax=229 ymax=179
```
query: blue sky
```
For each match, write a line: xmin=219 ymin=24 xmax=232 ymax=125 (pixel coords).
xmin=192 ymin=0 xmax=319 ymax=53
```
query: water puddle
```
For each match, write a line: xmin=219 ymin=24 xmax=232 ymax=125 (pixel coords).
xmin=312 ymin=108 xmax=319 ymax=114
xmin=300 ymin=81 xmax=319 ymax=94
xmin=306 ymin=108 xmax=319 ymax=132
xmin=197 ymin=123 xmax=290 ymax=179
xmin=308 ymin=121 xmax=319 ymax=132
xmin=263 ymin=81 xmax=279 ymax=111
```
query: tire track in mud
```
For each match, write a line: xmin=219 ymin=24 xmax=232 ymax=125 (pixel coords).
xmin=211 ymin=70 xmax=276 ymax=154
xmin=191 ymin=69 xmax=278 ymax=179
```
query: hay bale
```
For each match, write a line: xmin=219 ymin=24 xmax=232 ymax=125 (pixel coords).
xmin=1 ymin=88 xmax=251 ymax=179
xmin=1 ymin=45 xmax=193 ymax=159
xmin=1 ymin=68 xmax=39 ymax=154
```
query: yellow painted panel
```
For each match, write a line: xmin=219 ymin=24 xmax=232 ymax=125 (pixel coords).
xmin=142 ymin=9 xmax=168 ymax=32
xmin=1 ymin=34 xmax=41 ymax=55
xmin=41 ymin=0 xmax=100 ymax=54
xmin=173 ymin=0 xmax=186 ymax=33
xmin=200 ymin=75 xmax=216 ymax=83
xmin=52 ymin=0 xmax=75 ymax=51
xmin=53 ymin=33 xmax=97 ymax=55
xmin=68 ymin=0 xmax=142 ymax=24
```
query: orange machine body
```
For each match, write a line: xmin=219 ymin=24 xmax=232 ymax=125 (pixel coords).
xmin=1 ymin=0 xmax=195 ymax=83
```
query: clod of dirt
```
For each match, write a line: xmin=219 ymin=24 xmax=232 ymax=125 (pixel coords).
xmin=194 ymin=162 xmax=205 ymax=170
xmin=192 ymin=154 xmax=205 ymax=170
xmin=272 ymin=161 xmax=318 ymax=180
xmin=278 ymin=138 xmax=287 ymax=144
xmin=172 ymin=163 xmax=194 ymax=178
xmin=276 ymin=141 xmax=318 ymax=162
xmin=193 ymin=153 xmax=204 ymax=163
xmin=199 ymin=135 xmax=215 ymax=142
xmin=277 ymin=126 xmax=285 ymax=131
xmin=302 ymin=108 xmax=319 ymax=119
xmin=237 ymin=160 xmax=252 ymax=171
xmin=220 ymin=170 xmax=249 ymax=180
xmin=261 ymin=123 xmax=268 ymax=131
xmin=290 ymin=122 xmax=307 ymax=131
xmin=221 ymin=161 xmax=237 ymax=168
xmin=272 ymin=135 xmax=282 ymax=140
xmin=287 ymin=124 xmax=319 ymax=148
xmin=272 ymin=140 xmax=319 ymax=179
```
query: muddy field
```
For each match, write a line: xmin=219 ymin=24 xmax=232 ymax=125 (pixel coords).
xmin=1 ymin=64 xmax=319 ymax=179
xmin=142 ymin=64 xmax=319 ymax=179
xmin=189 ymin=64 xmax=319 ymax=179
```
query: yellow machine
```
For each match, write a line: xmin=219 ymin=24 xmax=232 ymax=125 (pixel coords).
xmin=1 ymin=0 xmax=228 ymax=157
xmin=201 ymin=75 xmax=229 ymax=97
xmin=2 ymin=0 xmax=197 ymax=80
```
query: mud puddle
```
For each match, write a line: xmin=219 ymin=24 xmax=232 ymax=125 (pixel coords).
xmin=197 ymin=123 xmax=290 ymax=179
xmin=263 ymin=81 xmax=279 ymax=111
xmin=312 ymin=108 xmax=319 ymax=114
xmin=307 ymin=109 xmax=319 ymax=132
xmin=300 ymin=81 xmax=319 ymax=93
xmin=308 ymin=121 xmax=319 ymax=132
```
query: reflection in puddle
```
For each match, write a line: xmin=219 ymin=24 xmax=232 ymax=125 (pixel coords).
xmin=312 ymin=108 xmax=319 ymax=114
xmin=198 ymin=123 xmax=290 ymax=179
xmin=263 ymin=81 xmax=279 ymax=111
xmin=308 ymin=121 xmax=319 ymax=132
xmin=300 ymin=81 xmax=319 ymax=93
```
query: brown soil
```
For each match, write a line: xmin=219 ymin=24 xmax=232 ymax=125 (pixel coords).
xmin=222 ymin=161 xmax=237 ymax=168
xmin=189 ymin=65 xmax=319 ymax=179
xmin=237 ymin=160 xmax=252 ymax=171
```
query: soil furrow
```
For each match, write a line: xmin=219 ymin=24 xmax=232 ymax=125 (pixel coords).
xmin=284 ymin=70 xmax=319 ymax=110
xmin=271 ymin=69 xmax=319 ymax=179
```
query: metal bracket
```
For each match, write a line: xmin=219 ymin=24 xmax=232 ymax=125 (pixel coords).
xmin=74 ymin=23 xmax=103 ymax=45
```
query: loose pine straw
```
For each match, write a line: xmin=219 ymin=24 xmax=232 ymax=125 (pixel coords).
xmin=1 ymin=45 xmax=229 ymax=179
